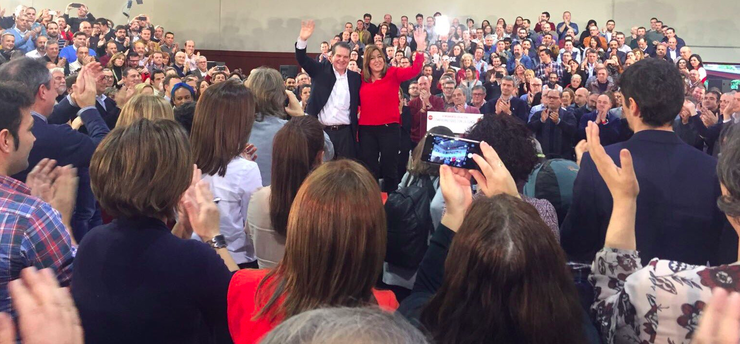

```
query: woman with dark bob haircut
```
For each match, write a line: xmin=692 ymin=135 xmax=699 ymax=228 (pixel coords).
xmin=399 ymin=140 xmax=588 ymax=343
xmin=72 ymin=119 xmax=238 ymax=343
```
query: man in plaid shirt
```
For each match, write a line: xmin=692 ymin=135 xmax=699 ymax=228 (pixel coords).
xmin=535 ymin=48 xmax=563 ymax=81
xmin=0 ymin=65 xmax=78 ymax=317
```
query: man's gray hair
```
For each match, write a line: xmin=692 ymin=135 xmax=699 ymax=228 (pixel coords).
xmin=502 ymin=76 xmax=516 ymax=84
xmin=485 ymin=34 xmax=495 ymax=40
xmin=472 ymin=85 xmax=486 ymax=95
xmin=260 ymin=307 xmax=429 ymax=344
xmin=0 ymin=57 xmax=52 ymax=100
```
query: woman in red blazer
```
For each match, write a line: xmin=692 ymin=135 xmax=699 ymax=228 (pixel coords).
xmin=359 ymin=28 xmax=427 ymax=192
xmin=227 ymin=160 xmax=398 ymax=344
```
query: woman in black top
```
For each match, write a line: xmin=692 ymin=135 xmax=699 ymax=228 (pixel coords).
xmin=72 ymin=119 xmax=238 ymax=344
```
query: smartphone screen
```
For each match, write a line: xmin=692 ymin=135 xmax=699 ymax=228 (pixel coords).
xmin=421 ymin=134 xmax=481 ymax=170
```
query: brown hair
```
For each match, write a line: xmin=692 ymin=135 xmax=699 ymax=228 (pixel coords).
xmin=256 ymin=160 xmax=386 ymax=320
xmin=106 ymin=52 xmax=126 ymax=69
xmin=116 ymin=94 xmax=174 ymax=127
xmin=362 ymin=45 xmax=388 ymax=83
xmin=90 ymin=119 xmax=192 ymax=220
xmin=269 ymin=116 xmax=325 ymax=237
xmin=190 ymin=79 xmax=256 ymax=177
xmin=421 ymin=195 xmax=586 ymax=344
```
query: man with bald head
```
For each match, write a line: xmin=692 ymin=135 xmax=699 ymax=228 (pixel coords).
xmin=680 ymin=46 xmax=692 ymax=61
xmin=408 ymin=75 xmax=445 ymax=145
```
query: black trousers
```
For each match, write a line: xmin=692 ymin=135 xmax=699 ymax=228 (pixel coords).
xmin=324 ymin=125 xmax=356 ymax=160
xmin=359 ymin=124 xmax=400 ymax=193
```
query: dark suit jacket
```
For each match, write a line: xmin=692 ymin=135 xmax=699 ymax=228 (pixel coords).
xmin=479 ymin=96 xmax=529 ymax=123
xmin=48 ymin=95 xmax=120 ymax=131
xmin=295 ymin=43 xmax=361 ymax=140
xmin=561 ymin=130 xmax=732 ymax=265
xmin=13 ymin=110 xmax=110 ymax=241
xmin=527 ymin=108 xmax=577 ymax=159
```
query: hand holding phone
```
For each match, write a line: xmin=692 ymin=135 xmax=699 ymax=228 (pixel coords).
xmin=421 ymin=134 xmax=482 ymax=170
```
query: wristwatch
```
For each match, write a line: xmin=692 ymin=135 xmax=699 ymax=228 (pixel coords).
xmin=206 ymin=234 xmax=227 ymax=249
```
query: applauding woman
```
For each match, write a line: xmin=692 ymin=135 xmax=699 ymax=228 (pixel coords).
xmin=359 ymin=27 xmax=427 ymax=192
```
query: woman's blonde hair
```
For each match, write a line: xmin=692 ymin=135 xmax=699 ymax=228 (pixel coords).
xmin=106 ymin=52 xmax=126 ymax=69
xmin=116 ymin=94 xmax=174 ymax=127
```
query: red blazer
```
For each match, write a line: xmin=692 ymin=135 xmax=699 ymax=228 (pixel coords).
xmin=227 ymin=269 xmax=399 ymax=344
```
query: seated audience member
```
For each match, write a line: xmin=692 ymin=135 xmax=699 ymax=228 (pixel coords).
xmin=479 ymin=76 xmax=528 ymax=122
xmin=586 ymin=117 xmax=740 ymax=343
xmin=577 ymin=92 xmax=621 ymax=144
xmin=227 ymin=160 xmax=399 ymax=344
xmin=261 ymin=307 xmax=429 ymax=344
xmin=562 ymin=59 xmax=732 ymax=266
xmin=527 ymin=90 xmax=578 ymax=160
xmin=72 ymin=119 xmax=238 ymax=343
xmin=446 ymin=88 xmax=480 ymax=114
xmin=0 ymin=82 xmax=77 ymax=315
xmin=248 ymin=116 xmax=325 ymax=269
xmin=399 ymin=141 xmax=591 ymax=343
xmin=170 ymin=82 xmax=195 ymax=108
xmin=2 ymin=59 xmax=110 ymax=241
xmin=116 ymin=94 xmax=174 ymax=127
xmin=189 ymin=80 xmax=262 ymax=269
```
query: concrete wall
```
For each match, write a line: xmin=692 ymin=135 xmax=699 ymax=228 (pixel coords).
xmin=9 ymin=0 xmax=740 ymax=62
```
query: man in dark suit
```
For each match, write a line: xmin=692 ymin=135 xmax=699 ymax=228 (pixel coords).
xmin=295 ymin=20 xmax=361 ymax=159
xmin=480 ymin=76 xmax=529 ymax=123
xmin=0 ymin=58 xmax=110 ymax=242
xmin=527 ymin=89 xmax=577 ymax=159
xmin=363 ymin=14 xmax=379 ymax=39
xmin=48 ymin=72 xmax=120 ymax=130
xmin=561 ymin=59 xmax=733 ymax=266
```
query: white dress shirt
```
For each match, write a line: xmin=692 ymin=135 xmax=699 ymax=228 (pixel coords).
xmin=296 ymin=38 xmax=352 ymax=126
xmin=192 ymin=157 xmax=263 ymax=265
xmin=25 ymin=50 xmax=45 ymax=58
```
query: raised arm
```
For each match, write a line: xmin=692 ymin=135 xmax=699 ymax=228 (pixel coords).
xmin=295 ymin=20 xmax=322 ymax=76
xmin=393 ymin=28 xmax=426 ymax=82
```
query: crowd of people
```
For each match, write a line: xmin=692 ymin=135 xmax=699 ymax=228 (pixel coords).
xmin=0 ymin=4 xmax=740 ymax=344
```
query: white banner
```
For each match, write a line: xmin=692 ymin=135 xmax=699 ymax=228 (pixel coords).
xmin=426 ymin=111 xmax=484 ymax=134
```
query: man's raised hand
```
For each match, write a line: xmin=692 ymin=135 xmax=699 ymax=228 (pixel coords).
xmin=299 ymin=20 xmax=315 ymax=41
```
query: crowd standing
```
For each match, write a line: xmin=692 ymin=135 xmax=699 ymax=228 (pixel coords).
xmin=0 ymin=4 xmax=740 ymax=344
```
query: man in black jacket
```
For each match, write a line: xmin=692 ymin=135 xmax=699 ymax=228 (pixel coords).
xmin=295 ymin=20 xmax=361 ymax=159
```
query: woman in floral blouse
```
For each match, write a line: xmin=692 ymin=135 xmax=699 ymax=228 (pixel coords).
xmin=586 ymin=121 xmax=740 ymax=344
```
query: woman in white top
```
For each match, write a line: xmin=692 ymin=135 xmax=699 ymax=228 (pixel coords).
xmin=247 ymin=116 xmax=325 ymax=268
xmin=190 ymin=79 xmax=263 ymax=268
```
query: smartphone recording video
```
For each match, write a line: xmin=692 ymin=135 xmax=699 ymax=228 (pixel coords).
xmin=421 ymin=134 xmax=481 ymax=170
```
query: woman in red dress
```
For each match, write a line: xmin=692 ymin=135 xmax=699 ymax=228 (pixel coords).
xmin=359 ymin=28 xmax=427 ymax=192
xmin=227 ymin=160 xmax=398 ymax=344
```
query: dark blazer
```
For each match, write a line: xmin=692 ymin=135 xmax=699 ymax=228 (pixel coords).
xmin=527 ymin=108 xmax=577 ymax=159
xmin=561 ymin=130 xmax=732 ymax=265
xmin=48 ymin=95 xmax=120 ymax=130
xmin=13 ymin=109 xmax=110 ymax=241
xmin=479 ymin=96 xmax=529 ymax=123
xmin=295 ymin=43 xmax=361 ymax=139
xmin=577 ymin=111 xmax=621 ymax=144
xmin=72 ymin=217 xmax=233 ymax=344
